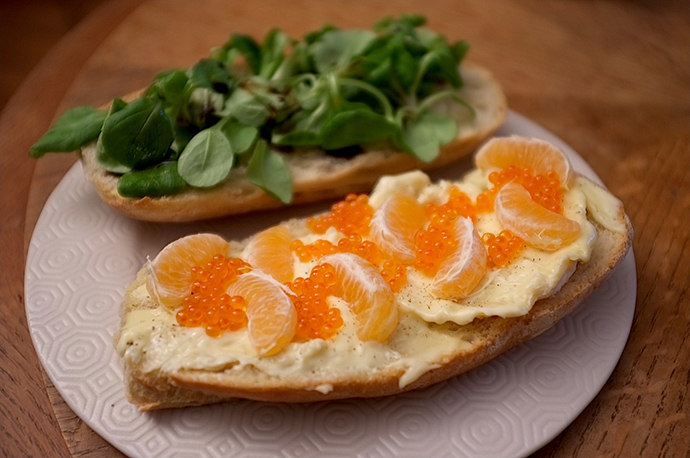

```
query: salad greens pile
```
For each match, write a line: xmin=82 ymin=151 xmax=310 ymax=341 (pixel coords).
xmin=30 ymin=15 xmax=472 ymax=203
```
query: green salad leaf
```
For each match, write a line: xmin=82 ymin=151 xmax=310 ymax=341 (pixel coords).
xmin=271 ymin=93 xmax=331 ymax=146
xmin=146 ymin=69 xmax=189 ymax=106
xmin=401 ymin=111 xmax=457 ymax=162
xmin=246 ymin=140 xmax=293 ymax=203
xmin=96 ymin=98 xmax=131 ymax=173
xmin=259 ymin=29 xmax=293 ymax=80
xmin=117 ymin=162 xmax=186 ymax=197
xmin=30 ymin=15 xmax=474 ymax=204
xmin=188 ymin=58 xmax=232 ymax=94
xmin=177 ymin=128 xmax=234 ymax=187
xmin=224 ymin=88 xmax=270 ymax=127
xmin=220 ymin=120 xmax=258 ymax=154
xmin=30 ymin=106 xmax=107 ymax=157
xmin=100 ymin=97 xmax=174 ymax=169
xmin=227 ymin=34 xmax=262 ymax=74
xmin=320 ymin=107 xmax=398 ymax=150
xmin=311 ymin=29 xmax=375 ymax=73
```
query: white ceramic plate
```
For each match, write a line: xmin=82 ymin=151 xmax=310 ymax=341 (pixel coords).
xmin=25 ymin=112 xmax=636 ymax=458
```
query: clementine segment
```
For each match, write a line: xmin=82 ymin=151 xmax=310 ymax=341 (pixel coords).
xmin=369 ymin=193 xmax=427 ymax=265
xmin=495 ymin=182 xmax=581 ymax=251
xmin=319 ymin=253 xmax=398 ymax=342
xmin=147 ymin=233 xmax=230 ymax=308
xmin=245 ymin=225 xmax=294 ymax=283
xmin=226 ymin=270 xmax=297 ymax=356
xmin=475 ymin=136 xmax=573 ymax=187
xmin=429 ymin=217 xmax=488 ymax=300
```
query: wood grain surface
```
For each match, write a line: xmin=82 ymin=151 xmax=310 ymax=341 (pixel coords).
xmin=1 ymin=1 xmax=689 ymax=457
xmin=0 ymin=0 xmax=108 ymax=111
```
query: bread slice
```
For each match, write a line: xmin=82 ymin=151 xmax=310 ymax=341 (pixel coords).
xmin=80 ymin=63 xmax=507 ymax=222
xmin=114 ymin=172 xmax=632 ymax=411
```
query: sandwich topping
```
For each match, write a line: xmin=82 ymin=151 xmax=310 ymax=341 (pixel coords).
xmin=30 ymin=15 xmax=476 ymax=205
xmin=117 ymin=136 xmax=627 ymax=388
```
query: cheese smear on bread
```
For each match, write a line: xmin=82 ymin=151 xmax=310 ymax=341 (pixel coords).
xmin=117 ymin=170 xmax=624 ymax=389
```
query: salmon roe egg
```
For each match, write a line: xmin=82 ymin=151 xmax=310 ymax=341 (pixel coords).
xmin=287 ymin=263 xmax=343 ymax=340
xmin=307 ymin=194 xmax=373 ymax=237
xmin=482 ymin=230 xmax=525 ymax=268
xmin=175 ymin=255 xmax=250 ymax=336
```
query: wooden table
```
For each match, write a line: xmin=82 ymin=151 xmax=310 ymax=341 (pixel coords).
xmin=1 ymin=1 xmax=688 ymax=456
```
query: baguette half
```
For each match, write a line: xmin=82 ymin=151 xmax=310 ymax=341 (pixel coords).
xmin=115 ymin=168 xmax=632 ymax=411
xmin=80 ymin=63 xmax=506 ymax=222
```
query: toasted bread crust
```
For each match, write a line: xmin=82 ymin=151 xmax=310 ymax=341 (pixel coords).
xmin=80 ymin=63 xmax=507 ymax=222
xmin=116 ymin=176 xmax=632 ymax=410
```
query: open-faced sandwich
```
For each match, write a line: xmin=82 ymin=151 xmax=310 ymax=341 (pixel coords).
xmin=115 ymin=136 xmax=633 ymax=410
xmin=29 ymin=15 xmax=506 ymax=222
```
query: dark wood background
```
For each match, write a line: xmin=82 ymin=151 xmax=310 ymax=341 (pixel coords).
xmin=0 ymin=0 xmax=106 ymax=110
xmin=1 ymin=1 xmax=689 ymax=457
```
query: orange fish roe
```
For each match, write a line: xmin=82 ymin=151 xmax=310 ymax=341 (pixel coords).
xmin=291 ymin=234 xmax=383 ymax=265
xmin=482 ymin=230 xmax=525 ymax=268
xmin=287 ymin=263 xmax=344 ymax=340
xmin=424 ymin=186 xmax=476 ymax=225
xmin=291 ymin=238 xmax=337 ymax=262
xmin=337 ymin=235 xmax=383 ymax=265
xmin=414 ymin=225 xmax=457 ymax=276
xmin=476 ymin=166 xmax=564 ymax=214
xmin=306 ymin=194 xmax=374 ymax=237
xmin=475 ymin=189 xmax=498 ymax=213
xmin=414 ymin=187 xmax=475 ymax=276
xmin=380 ymin=259 xmax=407 ymax=292
xmin=291 ymin=235 xmax=405 ymax=292
xmin=176 ymin=255 xmax=252 ymax=337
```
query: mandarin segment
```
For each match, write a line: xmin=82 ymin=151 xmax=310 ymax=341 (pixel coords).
xmin=226 ymin=271 xmax=297 ymax=356
xmin=369 ymin=193 xmax=427 ymax=265
xmin=147 ymin=233 xmax=230 ymax=308
xmin=319 ymin=253 xmax=398 ymax=342
xmin=495 ymin=182 xmax=581 ymax=251
xmin=245 ymin=225 xmax=294 ymax=283
xmin=475 ymin=136 xmax=573 ymax=187
xmin=429 ymin=217 xmax=488 ymax=300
